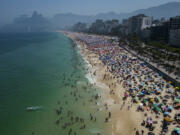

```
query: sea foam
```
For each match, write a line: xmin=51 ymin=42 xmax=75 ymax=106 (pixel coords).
xmin=76 ymin=43 xmax=96 ymax=84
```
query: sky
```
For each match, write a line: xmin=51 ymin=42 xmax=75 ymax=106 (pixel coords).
xmin=0 ymin=0 xmax=180 ymax=25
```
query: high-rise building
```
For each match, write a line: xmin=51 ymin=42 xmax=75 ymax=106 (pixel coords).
xmin=169 ymin=16 xmax=180 ymax=29
xmin=169 ymin=16 xmax=180 ymax=47
xmin=127 ymin=14 xmax=153 ymax=34
xmin=122 ymin=19 xmax=129 ymax=26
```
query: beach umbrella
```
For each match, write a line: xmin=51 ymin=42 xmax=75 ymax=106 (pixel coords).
xmin=145 ymin=86 xmax=148 ymax=89
xmin=138 ymin=92 xmax=144 ymax=96
xmin=112 ymin=61 xmax=116 ymax=65
xmin=174 ymin=103 xmax=180 ymax=108
xmin=153 ymin=104 xmax=162 ymax=112
xmin=174 ymin=127 xmax=180 ymax=135
xmin=168 ymin=106 xmax=173 ymax=110
xmin=156 ymin=90 xmax=161 ymax=94
xmin=175 ymin=99 xmax=180 ymax=103
xmin=164 ymin=112 xmax=169 ymax=115
xmin=140 ymin=82 xmax=144 ymax=86
xmin=142 ymin=90 xmax=147 ymax=94
xmin=135 ymin=87 xmax=139 ymax=91
xmin=175 ymin=114 xmax=180 ymax=120
xmin=143 ymin=99 xmax=148 ymax=103
xmin=164 ymin=116 xmax=173 ymax=122
xmin=153 ymin=103 xmax=158 ymax=106
xmin=174 ymin=127 xmax=180 ymax=131
xmin=150 ymin=98 xmax=154 ymax=103
xmin=134 ymin=97 xmax=139 ymax=103
xmin=159 ymin=103 xmax=165 ymax=106
xmin=148 ymin=132 xmax=155 ymax=135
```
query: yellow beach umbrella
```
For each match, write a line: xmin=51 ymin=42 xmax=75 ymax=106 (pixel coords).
xmin=168 ymin=81 xmax=172 ymax=84
xmin=150 ymin=98 xmax=154 ymax=103
xmin=164 ymin=116 xmax=173 ymax=122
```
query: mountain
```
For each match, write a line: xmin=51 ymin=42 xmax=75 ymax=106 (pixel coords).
xmin=1 ymin=11 xmax=52 ymax=33
xmin=1 ymin=2 xmax=180 ymax=32
xmin=51 ymin=13 xmax=94 ymax=29
xmin=94 ymin=12 xmax=122 ymax=20
xmin=51 ymin=12 xmax=126 ymax=29
xmin=51 ymin=2 xmax=180 ymax=29
xmin=131 ymin=2 xmax=180 ymax=19
xmin=94 ymin=2 xmax=180 ymax=20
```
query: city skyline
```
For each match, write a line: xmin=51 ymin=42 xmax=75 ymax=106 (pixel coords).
xmin=0 ymin=0 xmax=180 ymax=25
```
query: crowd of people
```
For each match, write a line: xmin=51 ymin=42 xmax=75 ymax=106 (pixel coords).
xmin=75 ymin=33 xmax=180 ymax=135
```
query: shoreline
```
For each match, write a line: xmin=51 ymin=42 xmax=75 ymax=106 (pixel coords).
xmin=65 ymin=32 xmax=146 ymax=135
xmin=64 ymin=31 xmax=179 ymax=135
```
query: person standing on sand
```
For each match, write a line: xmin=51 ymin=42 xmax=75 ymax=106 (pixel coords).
xmin=141 ymin=130 xmax=144 ymax=135
xmin=136 ymin=130 xmax=140 ymax=135
xmin=108 ymin=112 xmax=111 ymax=118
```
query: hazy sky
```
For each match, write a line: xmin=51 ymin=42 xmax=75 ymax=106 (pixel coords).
xmin=0 ymin=0 xmax=180 ymax=25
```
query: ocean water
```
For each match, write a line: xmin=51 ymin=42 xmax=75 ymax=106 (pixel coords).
xmin=0 ymin=32 xmax=110 ymax=135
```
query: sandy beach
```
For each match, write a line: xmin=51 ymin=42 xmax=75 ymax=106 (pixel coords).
xmin=65 ymin=32 xmax=180 ymax=135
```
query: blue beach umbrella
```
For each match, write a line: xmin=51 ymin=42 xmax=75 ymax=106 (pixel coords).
xmin=140 ymin=82 xmax=144 ymax=86
xmin=112 ymin=61 xmax=116 ymax=65
xmin=142 ymin=90 xmax=147 ymax=94
xmin=168 ymin=106 xmax=173 ymax=110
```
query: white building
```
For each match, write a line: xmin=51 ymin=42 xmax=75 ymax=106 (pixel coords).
xmin=141 ymin=16 xmax=153 ymax=30
xmin=127 ymin=14 xmax=153 ymax=34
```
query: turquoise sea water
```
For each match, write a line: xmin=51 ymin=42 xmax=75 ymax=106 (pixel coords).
xmin=0 ymin=32 xmax=110 ymax=135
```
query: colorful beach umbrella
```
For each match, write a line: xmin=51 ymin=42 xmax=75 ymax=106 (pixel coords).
xmin=174 ymin=127 xmax=180 ymax=131
xmin=164 ymin=116 xmax=173 ymax=122
xmin=175 ymin=99 xmax=180 ymax=103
